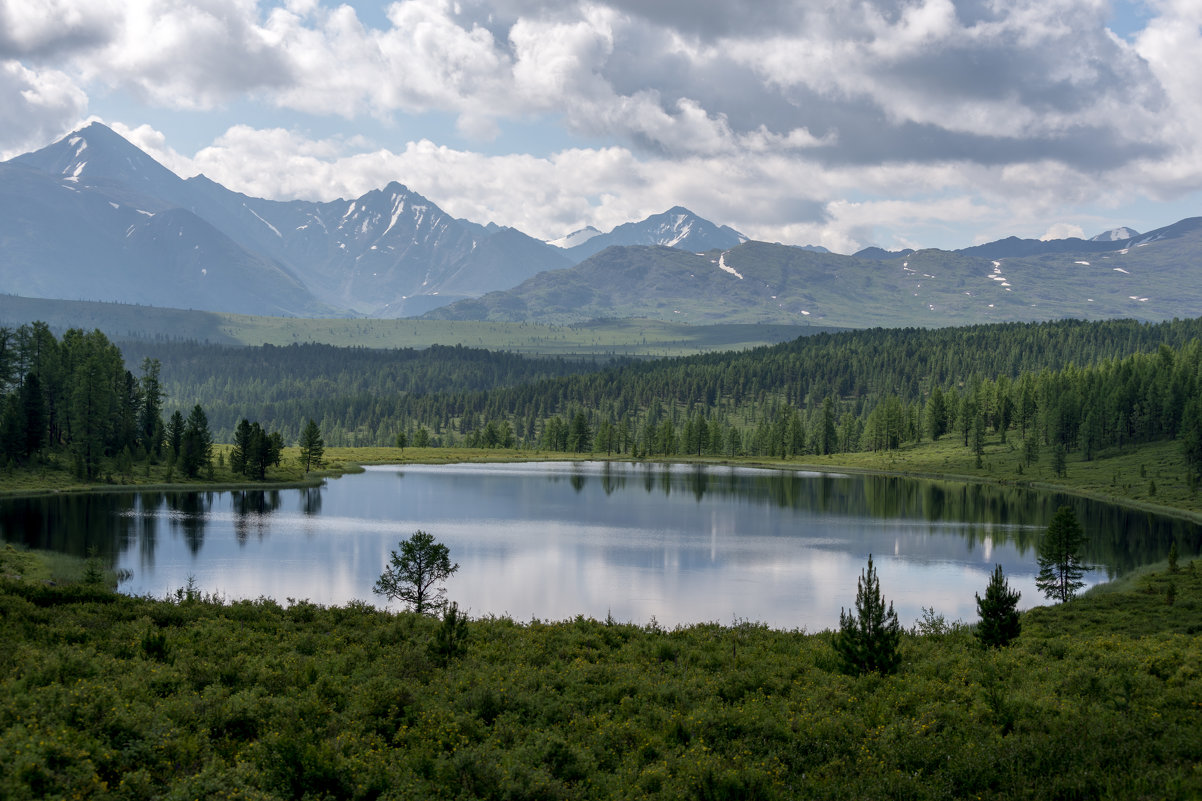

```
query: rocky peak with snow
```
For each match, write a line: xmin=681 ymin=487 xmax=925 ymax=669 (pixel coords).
xmin=561 ymin=206 xmax=747 ymax=263
xmin=1091 ymin=226 xmax=1140 ymax=242
xmin=548 ymin=226 xmax=602 ymax=249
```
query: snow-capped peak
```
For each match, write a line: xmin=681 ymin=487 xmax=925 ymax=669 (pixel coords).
xmin=549 ymin=226 xmax=602 ymax=249
xmin=1090 ymin=226 xmax=1140 ymax=242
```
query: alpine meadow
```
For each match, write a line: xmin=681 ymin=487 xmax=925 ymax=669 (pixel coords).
xmin=3 ymin=1 xmax=1202 ymax=797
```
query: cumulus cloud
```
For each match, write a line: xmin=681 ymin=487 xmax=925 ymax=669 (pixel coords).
xmin=2 ymin=0 xmax=1199 ymax=250
xmin=0 ymin=60 xmax=88 ymax=158
xmin=0 ymin=0 xmax=116 ymax=59
xmin=1040 ymin=222 xmax=1087 ymax=241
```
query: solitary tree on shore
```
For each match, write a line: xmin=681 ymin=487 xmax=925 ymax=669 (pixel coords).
xmin=976 ymin=564 xmax=1021 ymax=647
xmin=299 ymin=419 xmax=324 ymax=472
xmin=833 ymin=554 xmax=901 ymax=675
xmin=373 ymin=530 xmax=459 ymax=615
xmin=1036 ymin=506 xmax=1087 ymax=602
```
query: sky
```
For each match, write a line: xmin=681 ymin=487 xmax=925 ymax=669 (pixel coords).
xmin=2 ymin=0 xmax=1201 ymax=253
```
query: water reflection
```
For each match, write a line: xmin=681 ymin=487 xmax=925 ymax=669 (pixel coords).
xmin=0 ymin=462 xmax=1198 ymax=628
xmin=231 ymin=490 xmax=282 ymax=544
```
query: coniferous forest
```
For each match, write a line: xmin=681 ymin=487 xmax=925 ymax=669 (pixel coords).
xmin=111 ymin=318 xmax=1202 ymax=488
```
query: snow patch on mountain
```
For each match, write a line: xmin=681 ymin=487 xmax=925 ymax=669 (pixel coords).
xmin=549 ymin=226 xmax=602 ymax=249
xmin=717 ymin=252 xmax=744 ymax=279
xmin=246 ymin=206 xmax=282 ymax=238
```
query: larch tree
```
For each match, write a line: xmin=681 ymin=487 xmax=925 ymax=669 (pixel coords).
xmin=373 ymin=530 xmax=460 ymax=615
xmin=299 ymin=419 xmax=325 ymax=472
xmin=1035 ymin=506 xmax=1088 ymax=602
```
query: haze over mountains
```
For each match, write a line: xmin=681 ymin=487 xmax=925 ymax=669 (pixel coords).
xmin=1 ymin=123 xmax=1199 ymax=328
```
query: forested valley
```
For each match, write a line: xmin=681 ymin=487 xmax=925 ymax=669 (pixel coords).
xmin=4 ymin=316 xmax=1202 ymax=495
xmin=118 ymin=318 xmax=1202 ymax=487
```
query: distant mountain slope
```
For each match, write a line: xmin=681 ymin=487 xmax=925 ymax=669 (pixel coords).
xmin=560 ymin=207 xmax=746 ymax=262
xmin=427 ymin=219 xmax=1202 ymax=326
xmin=2 ymin=124 xmax=571 ymax=316
xmin=0 ymin=159 xmax=327 ymax=316
xmin=181 ymin=176 xmax=572 ymax=315
xmin=5 ymin=123 xmax=1201 ymax=328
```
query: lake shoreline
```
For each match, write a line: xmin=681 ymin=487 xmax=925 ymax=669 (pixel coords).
xmin=4 ymin=442 xmax=1201 ymax=527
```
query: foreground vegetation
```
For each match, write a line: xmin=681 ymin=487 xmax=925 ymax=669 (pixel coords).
xmin=1 ymin=549 xmax=1198 ymax=800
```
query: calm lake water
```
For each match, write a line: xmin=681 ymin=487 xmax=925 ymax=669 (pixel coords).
xmin=2 ymin=462 xmax=1198 ymax=629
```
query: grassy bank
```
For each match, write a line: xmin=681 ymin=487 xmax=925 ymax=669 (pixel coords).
xmin=3 ymin=434 xmax=1199 ymax=526
xmin=1 ymin=551 xmax=1199 ymax=800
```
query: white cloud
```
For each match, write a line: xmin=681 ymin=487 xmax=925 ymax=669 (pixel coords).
xmin=2 ymin=0 xmax=1200 ymax=252
xmin=0 ymin=60 xmax=88 ymax=158
xmin=1040 ymin=223 xmax=1087 ymax=241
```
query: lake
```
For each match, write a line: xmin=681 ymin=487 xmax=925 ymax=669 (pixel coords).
xmin=2 ymin=461 xmax=1197 ymax=629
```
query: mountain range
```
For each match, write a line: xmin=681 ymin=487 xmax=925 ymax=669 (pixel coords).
xmin=2 ymin=123 xmax=573 ymax=317
xmin=427 ymin=219 xmax=1202 ymax=327
xmin=1 ymin=123 xmax=1199 ymax=328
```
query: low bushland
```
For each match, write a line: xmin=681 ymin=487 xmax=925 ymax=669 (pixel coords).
xmin=1 ymin=555 xmax=1199 ymax=800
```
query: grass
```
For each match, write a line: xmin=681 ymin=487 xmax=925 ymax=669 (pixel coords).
xmin=4 ymin=432 xmax=1199 ymax=529
xmin=0 ymin=295 xmax=817 ymax=357
xmin=787 ymin=434 xmax=1202 ymax=522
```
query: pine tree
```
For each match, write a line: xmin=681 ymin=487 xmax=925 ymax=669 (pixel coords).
xmin=975 ymin=564 xmax=1021 ymax=647
xmin=1035 ymin=506 xmax=1087 ymax=602
xmin=230 ymin=418 xmax=252 ymax=475
xmin=180 ymin=404 xmax=212 ymax=478
xmin=833 ymin=554 xmax=901 ymax=676
xmin=373 ymin=530 xmax=459 ymax=615
xmin=299 ymin=419 xmax=325 ymax=472
xmin=429 ymin=601 xmax=470 ymax=665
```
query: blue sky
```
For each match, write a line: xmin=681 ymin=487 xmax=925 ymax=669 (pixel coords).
xmin=2 ymin=0 xmax=1200 ymax=253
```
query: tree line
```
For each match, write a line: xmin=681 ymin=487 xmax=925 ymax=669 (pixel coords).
xmin=8 ymin=317 xmax=1199 ymax=487
xmin=0 ymin=324 xmax=217 ymax=480
xmin=121 ymin=317 xmax=1202 ymax=452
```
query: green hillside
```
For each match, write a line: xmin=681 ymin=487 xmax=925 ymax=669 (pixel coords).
xmin=0 ymin=295 xmax=820 ymax=356
xmin=427 ymin=220 xmax=1202 ymax=326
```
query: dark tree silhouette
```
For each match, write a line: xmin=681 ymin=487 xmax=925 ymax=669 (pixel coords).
xmin=1036 ymin=506 xmax=1087 ymax=602
xmin=299 ymin=419 xmax=324 ymax=472
xmin=833 ymin=554 xmax=901 ymax=675
xmin=373 ymin=530 xmax=460 ymax=615
xmin=976 ymin=564 xmax=1021 ymax=647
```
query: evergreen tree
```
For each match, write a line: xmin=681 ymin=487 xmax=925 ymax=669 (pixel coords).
xmin=975 ymin=564 xmax=1021 ymax=647
xmin=429 ymin=601 xmax=470 ymax=664
xmin=180 ymin=404 xmax=212 ymax=478
xmin=230 ymin=418 xmax=252 ymax=475
xmin=1036 ymin=506 xmax=1088 ymax=602
xmin=1183 ymin=396 xmax=1202 ymax=486
xmin=926 ymin=385 xmax=948 ymax=440
xmin=568 ymin=411 xmax=592 ymax=453
xmin=299 ymin=419 xmax=325 ymax=472
xmin=373 ymin=530 xmax=460 ymax=615
xmin=165 ymin=410 xmax=185 ymax=457
xmin=138 ymin=358 xmax=165 ymax=455
xmin=267 ymin=431 xmax=284 ymax=467
xmin=833 ymin=554 xmax=901 ymax=676
xmin=17 ymin=372 xmax=46 ymax=459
